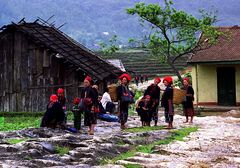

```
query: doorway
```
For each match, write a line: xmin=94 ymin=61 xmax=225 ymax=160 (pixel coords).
xmin=217 ymin=67 xmax=236 ymax=106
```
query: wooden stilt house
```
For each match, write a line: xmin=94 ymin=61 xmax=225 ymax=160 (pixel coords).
xmin=0 ymin=19 xmax=122 ymax=112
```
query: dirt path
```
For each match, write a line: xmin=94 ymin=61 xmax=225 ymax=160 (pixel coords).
xmin=115 ymin=115 xmax=240 ymax=168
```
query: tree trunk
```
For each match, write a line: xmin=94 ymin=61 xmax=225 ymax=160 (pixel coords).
xmin=167 ymin=59 xmax=183 ymax=87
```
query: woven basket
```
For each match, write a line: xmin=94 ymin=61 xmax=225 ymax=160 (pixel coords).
xmin=108 ymin=84 xmax=118 ymax=102
xmin=173 ymin=88 xmax=186 ymax=105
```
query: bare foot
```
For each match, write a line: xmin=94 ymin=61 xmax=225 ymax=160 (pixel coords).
xmin=121 ymin=125 xmax=126 ymax=129
xmin=88 ymin=131 xmax=94 ymax=135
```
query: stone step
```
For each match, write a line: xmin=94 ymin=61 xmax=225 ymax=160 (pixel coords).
xmin=125 ymin=156 xmax=161 ymax=163
xmin=31 ymin=159 xmax=66 ymax=167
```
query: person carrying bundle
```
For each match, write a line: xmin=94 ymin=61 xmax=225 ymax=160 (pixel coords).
xmin=117 ymin=73 xmax=134 ymax=129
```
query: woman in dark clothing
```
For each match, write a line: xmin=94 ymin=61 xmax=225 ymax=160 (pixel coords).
xmin=117 ymin=73 xmax=133 ymax=129
xmin=144 ymin=77 xmax=161 ymax=126
xmin=41 ymin=94 xmax=65 ymax=128
xmin=161 ymin=76 xmax=174 ymax=129
xmin=81 ymin=76 xmax=98 ymax=135
xmin=136 ymin=95 xmax=152 ymax=126
xmin=182 ymin=77 xmax=195 ymax=123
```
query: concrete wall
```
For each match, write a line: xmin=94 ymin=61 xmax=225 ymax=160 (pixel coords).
xmin=236 ymin=65 xmax=240 ymax=104
xmin=191 ymin=64 xmax=240 ymax=106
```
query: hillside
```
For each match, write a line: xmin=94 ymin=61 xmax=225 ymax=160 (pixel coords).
xmin=0 ymin=0 xmax=240 ymax=49
xmin=101 ymin=49 xmax=189 ymax=78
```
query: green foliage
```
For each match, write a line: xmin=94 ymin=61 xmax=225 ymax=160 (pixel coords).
xmin=128 ymin=36 xmax=148 ymax=48
xmin=174 ymin=71 xmax=192 ymax=88
xmin=127 ymin=0 xmax=222 ymax=84
xmin=55 ymin=145 xmax=70 ymax=156
xmin=98 ymin=35 xmax=120 ymax=55
xmin=6 ymin=138 xmax=29 ymax=144
xmin=67 ymin=111 xmax=74 ymax=121
xmin=134 ymin=90 xmax=143 ymax=101
xmin=124 ymin=126 xmax=164 ymax=133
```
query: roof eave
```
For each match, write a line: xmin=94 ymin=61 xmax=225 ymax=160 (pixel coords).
xmin=188 ymin=60 xmax=240 ymax=65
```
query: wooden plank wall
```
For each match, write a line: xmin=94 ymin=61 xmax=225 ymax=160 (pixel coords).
xmin=0 ymin=30 xmax=110 ymax=112
xmin=0 ymin=30 xmax=85 ymax=112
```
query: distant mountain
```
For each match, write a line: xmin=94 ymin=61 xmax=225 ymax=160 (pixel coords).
xmin=0 ymin=0 xmax=240 ymax=49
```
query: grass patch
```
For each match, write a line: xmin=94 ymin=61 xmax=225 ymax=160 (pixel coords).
xmin=124 ymin=125 xmax=164 ymax=133
xmin=124 ymin=163 xmax=142 ymax=168
xmin=137 ymin=126 xmax=198 ymax=153
xmin=103 ymin=126 xmax=198 ymax=165
xmin=0 ymin=117 xmax=4 ymax=126
xmin=116 ymin=139 xmax=128 ymax=146
xmin=55 ymin=145 xmax=70 ymax=156
xmin=24 ymin=155 xmax=33 ymax=160
xmin=0 ymin=116 xmax=41 ymax=131
xmin=0 ymin=112 xmax=44 ymax=117
xmin=171 ymin=126 xmax=198 ymax=141
xmin=102 ymin=148 xmax=137 ymax=165
xmin=6 ymin=138 xmax=29 ymax=144
xmin=0 ymin=111 xmax=75 ymax=131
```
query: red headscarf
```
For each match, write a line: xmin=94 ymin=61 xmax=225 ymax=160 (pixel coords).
xmin=119 ymin=73 xmax=131 ymax=82
xmin=154 ymin=77 xmax=161 ymax=84
xmin=50 ymin=94 xmax=58 ymax=102
xmin=84 ymin=76 xmax=92 ymax=82
xmin=73 ymin=97 xmax=81 ymax=105
xmin=183 ymin=77 xmax=190 ymax=84
xmin=163 ymin=76 xmax=173 ymax=84
xmin=57 ymin=88 xmax=64 ymax=94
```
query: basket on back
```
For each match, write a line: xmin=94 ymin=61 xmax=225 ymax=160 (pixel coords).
xmin=173 ymin=88 xmax=186 ymax=105
xmin=108 ymin=84 xmax=118 ymax=102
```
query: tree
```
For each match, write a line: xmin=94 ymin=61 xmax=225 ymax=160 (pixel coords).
xmin=127 ymin=0 xmax=222 ymax=85
xmin=98 ymin=35 xmax=120 ymax=55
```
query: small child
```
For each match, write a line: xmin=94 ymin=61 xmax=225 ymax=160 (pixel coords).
xmin=136 ymin=95 xmax=152 ymax=126
xmin=57 ymin=88 xmax=67 ymax=123
xmin=71 ymin=97 xmax=82 ymax=132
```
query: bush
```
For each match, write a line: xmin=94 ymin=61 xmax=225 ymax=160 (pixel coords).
xmin=134 ymin=90 xmax=143 ymax=101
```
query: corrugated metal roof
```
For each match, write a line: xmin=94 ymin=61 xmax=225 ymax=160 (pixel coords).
xmin=107 ymin=59 xmax=126 ymax=72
